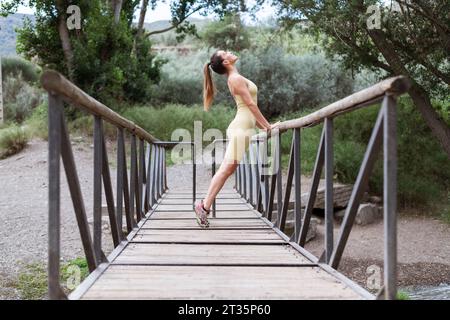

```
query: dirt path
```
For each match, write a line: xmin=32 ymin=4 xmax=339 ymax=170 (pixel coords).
xmin=0 ymin=138 xmax=449 ymax=299
xmin=304 ymin=216 xmax=450 ymax=290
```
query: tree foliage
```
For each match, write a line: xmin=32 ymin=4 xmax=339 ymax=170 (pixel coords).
xmin=270 ymin=0 xmax=450 ymax=157
xmin=200 ymin=13 xmax=250 ymax=51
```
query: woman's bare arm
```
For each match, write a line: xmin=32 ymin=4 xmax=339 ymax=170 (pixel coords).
xmin=229 ymin=76 xmax=271 ymax=130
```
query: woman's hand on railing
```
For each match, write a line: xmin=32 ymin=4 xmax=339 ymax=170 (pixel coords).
xmin=270 ymin=121 xmax=281 ymax=131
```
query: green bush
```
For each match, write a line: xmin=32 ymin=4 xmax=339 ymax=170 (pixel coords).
xmin=276 ymin=96 xmax=449 ymax=210
xmin=331 ymin=97 xmax=449 ymax=208
xmin=1 ymin=56 xmax=41 ymax=83
xmin=149 ymin=50 xmax=207 ymax=106
xmin=0 ymin=124 xmax=29 ymax=159
xmin=151 ymin=46 xmax=354 ymax=117
xmin=122 ymin=103 xmax=236 ymax=144
xmin=23 ymin=101 xmax=48 ymax=140
xmin=200 ymin=13 xmax=251 ymax=52
xmin=237 ymin=46 xmax=354 ymax=117
xmin=71 ymin=8 xmax=164 ymax=105
xmin=2 ymin=73 xmax=45 ymax=123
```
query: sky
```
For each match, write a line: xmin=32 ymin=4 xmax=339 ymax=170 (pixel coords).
xmin=17 ymin=1 xmax=275 ymax=24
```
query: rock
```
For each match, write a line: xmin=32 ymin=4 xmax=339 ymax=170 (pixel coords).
xmin=369 ymin=196 xmax=383 ymax=204
xmin=334 ymin=204 xmax=381 ymax=225
xmin=305 ymin=217 xmax=318 ymax=243
xmin=301 ymin=184 xmax=366 ymax=210
xmin=335 ymin=208 xmax=347 ymax=219
xmin=281 ymin=210 xmax=318 ymax=243
xmin=272 ymin=201 xmax=295 ymax=211
xmin=355 ymin=203 xmax=379 ymax=225
xmin=377 ymin=205 xmax=383 ymax=218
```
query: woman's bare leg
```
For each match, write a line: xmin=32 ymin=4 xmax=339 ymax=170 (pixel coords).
xmin=202 ymin=160 xmax=239 ymax=210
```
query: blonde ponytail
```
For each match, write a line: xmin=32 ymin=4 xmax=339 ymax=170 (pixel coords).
xmin=203 ymin=62 xmax=215 ymax=111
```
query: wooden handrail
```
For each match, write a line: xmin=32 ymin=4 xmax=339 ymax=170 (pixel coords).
xmin=41 ymin=70 xmax=161 ymax=143
xmin=255 ymin=75 xmax=410 ymax=139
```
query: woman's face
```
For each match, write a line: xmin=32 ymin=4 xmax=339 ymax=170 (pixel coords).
xmin=218 ymin=50 xmax=238 ymax=65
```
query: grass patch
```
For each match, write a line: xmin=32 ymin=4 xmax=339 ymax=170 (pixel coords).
xmin=16 ymin=263 xmax=47 ymax=300
xmin=122 ymin=103 xmax=236 ymax=142
xmin=23 ymin=101 xmax=48 ymax=140
xmin=0 ymin=124 xmax=29 ymax=159
xmin=396 ymin=290 xmax=411 ymax=300
xmin=15 ymin=258 xmax=89 ymax=300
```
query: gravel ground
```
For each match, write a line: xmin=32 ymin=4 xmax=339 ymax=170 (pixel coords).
xmin=303 ymin=217 xmax=450 ymax=290
xmin=0 ymin=138 xmax=449 ymax=299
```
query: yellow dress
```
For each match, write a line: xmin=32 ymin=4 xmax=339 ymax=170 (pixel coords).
xmin=223 ymin=78 xmax=258 ymax=163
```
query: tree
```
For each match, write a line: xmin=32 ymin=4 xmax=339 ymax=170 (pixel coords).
xmin=111 ymin=0 xmax=123 ymax=24
xmin=201 ymin=12 xmax=250 ymax=51
xmin=136 ymin=0 xmax=249 ymax=41
xmin=1 ymin=1 xmax=253 ymax=102
xmin=4 ymin=0 xmax=163 ymax=104
xmin=271 ymin=0 xmax=450 ymax=158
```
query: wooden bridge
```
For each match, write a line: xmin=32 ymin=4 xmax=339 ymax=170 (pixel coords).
xmin=41 ymin=71 xmax=410 ymax=300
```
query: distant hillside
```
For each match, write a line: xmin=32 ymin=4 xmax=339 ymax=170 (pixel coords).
xmin=143 ymin=17 xmax=210 ymax=33
xmin=0 ymin=15 xmax=209 ymax=56
xmin=0 ymin=13 xmax=34 ymax=57
xmin=143 ymin=17 xmax=211 ymax=45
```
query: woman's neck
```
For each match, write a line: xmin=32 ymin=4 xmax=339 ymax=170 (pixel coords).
xmin=226 ymin=66 xmax=239 ymax=77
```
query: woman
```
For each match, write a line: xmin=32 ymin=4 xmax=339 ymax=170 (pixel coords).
xmin=194 ymin=49 xmax=280 ymax=228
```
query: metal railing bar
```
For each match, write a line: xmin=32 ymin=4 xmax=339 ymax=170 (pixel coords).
xmin=261 ymin=137 xmax=270 ymax=216
xmin=383 ymin=95 xmax=398 ymax=300
xmin=298 ymin=128 xmax=325 ymax=247
xmin=160 ymin=146 xmax=164 ymax=196
xmin=293 ymin=128 xmax=302 ymax=242
xmin=129 ymin=135 xmax=138 ymax=223
xmin=144 ymin=142 xmax=152 ymax=211
xmin=157 ymin=145 xmax=163 ymax=198
xmin=329 ymin=103 xmax=385 ymax=269
xmin=324 ymin=117 xmax=334 ymax=263
xmin=254 ymin=140 xmax=263 ymax=213
xmin=149 ymin=144 xmax=157 ymax=207
xmin=163 ymin=147 xmax=168 ymax=191
xmin=212 ymin=144 xmax=217 ymax=217
xmin=93 ymin=116 xmax=104 ymax=264
xmin=138 ymin=138 xmax=145 ymax=219
xmin=278 ymin=134 xmax=295 ymax=231
xmin=118 ymin=129 xmax=135 ymax=232
xmin=267 ymin=171 xmax=277 ymax=222
xmin=60 ymin=108 xmax=97 ymax=272
xmin=242 ymin=152 xmax=248 ymax=201
xmin=275 ymin=133 xmax=283 ymax=228
xmin=48 ymin=93 xmax=66 ymax=300
xmin=192 ymin=142 xmax=196 ymax=210
xmin=156 ymin=145 xmax=161 ymax=198
xmin=248 ymin=150 xmax=253 ymax=204
xmin=101 ymin=135 xmax=121 ymax=246
xmin=116 ymin=128 xmax=124 ymax=235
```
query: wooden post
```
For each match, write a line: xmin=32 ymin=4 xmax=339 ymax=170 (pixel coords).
xmin=0 ymin=55 xmax=3 ymax=124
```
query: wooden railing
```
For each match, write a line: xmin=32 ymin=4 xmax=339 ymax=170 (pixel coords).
xmin=42 ymin=71 xmax=196 ymax=299
xmin=211 ymin=76 xmax=410 ymax=300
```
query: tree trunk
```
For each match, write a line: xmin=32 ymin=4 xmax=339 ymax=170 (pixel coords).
xmin=368 ymin=29 xmax=450 ymax=158
xmin=56 ymin=0 xmax=74 ymax=81
xmin=113 ymin=0 xmax=123 ymax=24
xmin=136 ymin=0 xmax=149 ymax=38
xmin=408 ymin=84 xmax=450 ymax=156
xmin=132 ymin=0 xmax=149 ymax=56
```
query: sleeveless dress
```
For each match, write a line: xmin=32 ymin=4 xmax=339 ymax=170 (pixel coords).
xmin=223 ymin=78 xmax=258 ymax=163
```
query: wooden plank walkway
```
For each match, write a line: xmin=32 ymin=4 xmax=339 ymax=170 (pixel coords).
xmin=70 ymin=187 xmax=372 ymax=300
